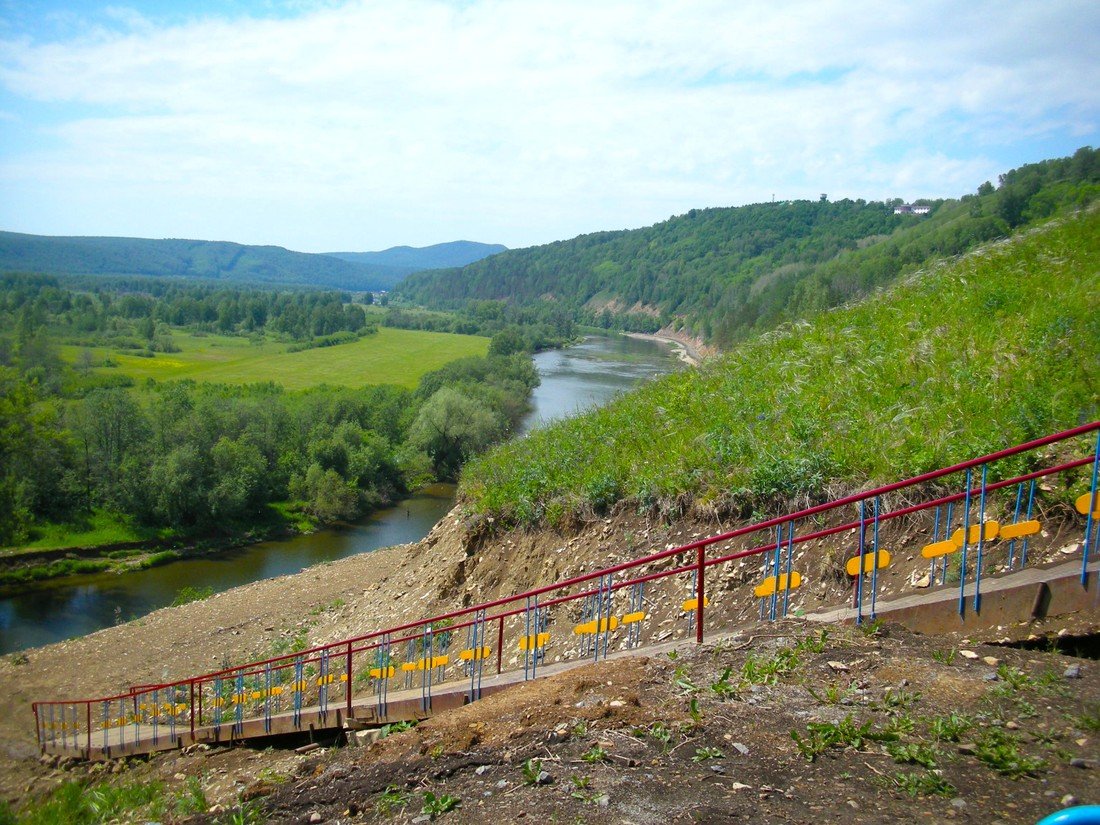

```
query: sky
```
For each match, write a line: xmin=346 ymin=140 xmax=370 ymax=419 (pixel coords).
xmin=0 ymin=1 xmax=1098 ymax=253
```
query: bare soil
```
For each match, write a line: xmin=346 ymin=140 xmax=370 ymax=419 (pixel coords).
xmin=1 ymin=500 xmax=1097 ymax=822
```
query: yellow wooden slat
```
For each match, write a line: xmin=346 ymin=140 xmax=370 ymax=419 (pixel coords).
xmin=400 ymin=663 xmax=418 ymax=672
xmin=459 ymin=646 xmax=492 ymax=662
xmin=681 ymin=597 xmax=710 ymax=612
xmin=921 ymin=539 xmax=958 ymax=559
xmin=952 ymin=520 xmax=1000 ymax=546
xmin=368 ymin=666 xmax=396 ymax=679
xmin=621 ymin=611 xmax=646 ymax=625
xmin=519 ymin=632 xmax=550 ymax=651
xmin=845 ymin=550 xmax=891 ymax=577
xmin=573 ymin=616 xmax=619 ymax=635
xmin=999 ymin=519 xmax=1041 ymax=540
xmin=1076 ymin=493 xmax=1100 ymax=517
xmin=753 ymin=572 xmax=802 ymax=599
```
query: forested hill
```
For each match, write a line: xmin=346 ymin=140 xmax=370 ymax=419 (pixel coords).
xmin=395 ymin=148 xmax=1100 ymax=348
xmin=326 ymin=240 xmax=506 ymax=272
xmin=0 ymin=233 xmax=407 ymax=291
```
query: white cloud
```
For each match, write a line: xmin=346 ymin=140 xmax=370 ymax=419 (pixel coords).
xmin=0 ymin=0 xmax=1097 ymax=250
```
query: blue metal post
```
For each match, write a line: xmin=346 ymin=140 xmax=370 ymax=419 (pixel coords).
xmin=1008 ymin=482 xmax=1024 ymax=568
xmin=1082 ymin=429 xmax=1100 ymax=587
xmin=783 ymin=522 xmax=795 ymax=618
xmin=930 ymin=505 xmax=942 ymax=582
xmin=1021 ymin=479 xmax=1036 ymax=567
xmin=870 ymin=496 xmax=881 ymax=620
xmin=855 ymin=500 xmax=867 ymax=625
xmin=770 ymin=525 xmax=782 ymax=622
xmin=974 ymin=464 xmax=988 ymax=614
xmin=959 ymin=468 xmax=973 ymax=618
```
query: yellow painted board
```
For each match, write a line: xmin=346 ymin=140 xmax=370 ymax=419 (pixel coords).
xmin=459 ymin=646 xmax=492 ymax=662
xmin=1076 ymin=493 xmax=1100 ymax=517
xmin=845 ymin=550 xmax=891 ymax=577
xmin=400 ymin=663 xmax=418 ymax=672
xmin=368 ymin=666 xmax=396 ymax=679
xmin=952 ymin=521 xmax=1000 ymax=546
xmin=753 ymin=572 xmax=802 ymax=599
xmin=921 ymin=539 xmax=958 ymax=559
xmin=621 ymin=611 xmax=647 ymax=625
xmin=519 ymin=632 xmax=550 ymax=651
xmin=999 ymin=519 xmax=1041 ymax=540
xmin=681 ymin=597 xmax=711 ymax=612
xmin=573 ymin=617 xmax=619 ymax=635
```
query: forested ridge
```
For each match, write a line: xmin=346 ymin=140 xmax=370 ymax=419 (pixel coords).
xmin=0 ymin=233 xmax=407 ymax=292
xmin=396 ymin=148 xmax=1100 ymax=347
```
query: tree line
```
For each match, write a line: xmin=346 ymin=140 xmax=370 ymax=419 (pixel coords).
xmin=395 ymin=147 xmax=1100 ymax=348
xmin=0 ymin=278 xmax=539 ymax=546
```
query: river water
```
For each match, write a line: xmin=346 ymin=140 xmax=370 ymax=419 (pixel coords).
xmin=0 ymin=335 xmax=680 ymax=654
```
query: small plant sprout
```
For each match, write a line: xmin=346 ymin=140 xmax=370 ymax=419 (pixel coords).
xmin=692 ymin=747 xmax=726 ymax=762
xmin=582 ymin=745 xmax=609 ymax=763
xmin=421 ymin=791 xmax=460 ymax=818
xmin=521 ymin=758 xmax=542 ymax=785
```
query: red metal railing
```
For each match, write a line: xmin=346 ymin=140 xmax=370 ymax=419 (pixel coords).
xmin=31 ymin=422 xmax=1100 ymax=759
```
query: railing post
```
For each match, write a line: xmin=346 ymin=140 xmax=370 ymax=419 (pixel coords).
xmin=695 ymin=545 xmax=705 ymax=643
xmin=1083 ymin=429 xmax=1100 ymax=587
xmin=189 ymin=681 xmax=196 ymax=742
xmin=496 ymin=615 xmax=504 ymax=674
xmin=32 ymin=704 xmax=42 ymax=753
xmin=346 ymin=641 xmax=353 ymax=718
xmin=85 ymin=702 xmax=91 ymax=760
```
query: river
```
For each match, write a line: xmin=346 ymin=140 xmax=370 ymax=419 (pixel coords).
xmin=0 ymin=335 xmax=681 ymax=654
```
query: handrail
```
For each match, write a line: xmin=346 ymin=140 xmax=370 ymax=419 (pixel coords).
xmin=30 ymin=422 xmax=1100 ymax=758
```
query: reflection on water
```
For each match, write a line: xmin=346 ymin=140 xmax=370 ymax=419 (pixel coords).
xmin=0 ymin=484 xmax=456 ymax=654
xmin=0 ymin=335 xmax=682 ymax=654
xmin=521 ymin=335 xmax=681 ymax=434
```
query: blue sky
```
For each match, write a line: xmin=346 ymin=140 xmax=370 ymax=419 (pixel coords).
xmin=1 ymin=0 xmax=1098 ymax=252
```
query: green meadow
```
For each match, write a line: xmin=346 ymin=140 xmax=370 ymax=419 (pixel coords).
xmin=61 ymin=326 xmax=489 ymax=389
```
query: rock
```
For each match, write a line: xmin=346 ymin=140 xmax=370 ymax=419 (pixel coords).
xmin=911 ymin=572 xmax=931 ymax=588
xmin=536 ymin=770 xmax=553 ymax=785
xmin=1062 ymin=795 xmax=1080 ymax=807
xmin=958 ymin=743 xmax=977 ymax=755
xmin=983 ymin=673 xmax=1000 ymax=682
xmin=309 ymin=812 xmax=323 ymax=823
xmin=731 ymin=742 xmax=749 ymax=756
xmin=475 ymin=765 xmax=490 ymax=776
xmin=1064 ymin=664 xmax=1082 ymax=679
xmin=951 ymin=798 xmax=967 ymax=809
xmin=982 ymin=656 xmax=1001 ymax=667
xmin=1069 ymin=758 xmax=1090 ymax=769
xmin=827 ymin=661 xmax=849 ymax=672
xmin=710 ymin=764 xmax=727 ymax=775
xmin=609 ymin=700 xmax=625 ymax=708
xmin=959 ymin=650 xmax=979 ymax=660
xmin=730 ymin=782 xmax=752 ymax=791
xmin=1005 ymin=721 xmax=1019 ymax=730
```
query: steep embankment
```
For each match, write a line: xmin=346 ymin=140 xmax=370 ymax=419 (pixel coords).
xmin=460 ymin=209 xmax=1100 ymax=533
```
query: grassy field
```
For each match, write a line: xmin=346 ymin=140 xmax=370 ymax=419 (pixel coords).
xmin=462 ymin=210 xmax=1100 ymax=526
xmin=2 ymin=510 xmax=176 ymax=555
xmin=60 ymin=326 xmax=489 ymax=390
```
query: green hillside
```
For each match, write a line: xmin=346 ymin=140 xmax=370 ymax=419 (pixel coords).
xmin=397 ymin=148 xmax=1099 ymax=348
xmin=460 ymin=208 xmax=1100 ymax=528
xmin=0 ymin=233 xmax=406 ymax=291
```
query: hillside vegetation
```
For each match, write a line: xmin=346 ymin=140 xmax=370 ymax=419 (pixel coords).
xmin=0 ymin=233 xmax=404 ymax=291
xmin=460 ymin=208 xmax=1100 ymax=529
xmin=397 ymin=148 xmax=1099 ymax=347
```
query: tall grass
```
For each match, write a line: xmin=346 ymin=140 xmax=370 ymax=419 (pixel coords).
xmin=461 ymin=211 xmax=1099 ymax=527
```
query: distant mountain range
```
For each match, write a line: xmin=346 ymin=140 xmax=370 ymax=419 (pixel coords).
xmin=326 ymin=241 xmax=507 ymax=272
xmin=0 ymin=232 xmax=505 ymax=291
